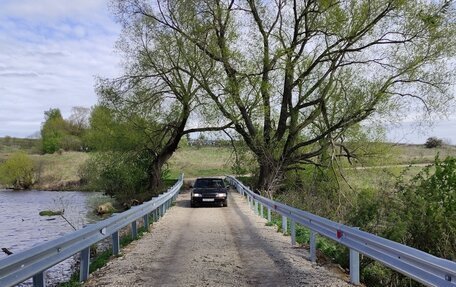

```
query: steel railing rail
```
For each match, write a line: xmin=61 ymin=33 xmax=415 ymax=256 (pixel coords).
xmin=226 ymin=176 xmax=456 ymax=287
xmin=0 ymin=174 xmax=184 ymax=287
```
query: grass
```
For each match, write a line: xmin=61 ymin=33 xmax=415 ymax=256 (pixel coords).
xmin=1 ymin=137 xmax=455 ymax=191
xmin=32 ymin=152 xmax=89 ymax=189
xmin=167 ymin=146 xmax=233 ymax=178
xmin=354 ymin=143 xmax=456 ymax=166
xmin=390 ymin=143 xmax=456 ymax=165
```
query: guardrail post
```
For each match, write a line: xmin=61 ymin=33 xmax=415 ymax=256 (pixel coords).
xmin=143 ymin=214 xmax=149 ymax=231
xmin=131 ymin=221 xmax=137 ymax=239
xmin=112 ymin=231 xmax=120 ymax=255
xmin=350 ymin=248 xmax=360 ymax=285
xmin=79 ymin=247 xmax=90 ymax=282
xmin=310 ymin=230 xmax=316 ymax=263
xmin=291 ymin=220 xmax=296 ymax=246
xmin=254 ymin=200 xmax=259 ymax=215
xmin=282 ymin=215 xmax=287 ymax=234
xmin=260 ymin=203 xmax=264 ymax=218
xmin=33 ymin=272 xmax=45 ymax=287
xmin=267 ymin=208 xmax=271 ymax=222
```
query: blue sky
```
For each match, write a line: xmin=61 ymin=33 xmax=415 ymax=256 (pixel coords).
xmin=0 ymin=0 xmax=121 ymax=137
xmin=0 ymin=1 xmax=454 ymax=144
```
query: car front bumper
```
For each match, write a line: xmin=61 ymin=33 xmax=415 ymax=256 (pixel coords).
xmin=191 ymin=196 xmax=227 ymax=205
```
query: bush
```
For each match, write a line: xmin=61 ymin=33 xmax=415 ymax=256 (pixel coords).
xmin=60 ymin=135 xmax=83 ymax=151
xmin=79 ymin=151 xmax=154 ymax=205
xmin=396 ymin=156 xmax=456 ymax=260
xmin=0 ymin=151 xmax=35 ymax=189
xmin=424 ymin=137 xmax=443 ymax=148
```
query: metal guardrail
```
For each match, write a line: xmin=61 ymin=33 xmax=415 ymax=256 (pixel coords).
xmin=226 ymin=176 xmax=456 ymax=287
xmin=0 ymin=174 xmax=184 ymax=287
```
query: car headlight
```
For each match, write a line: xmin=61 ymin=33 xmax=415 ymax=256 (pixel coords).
xmin=216 ymin=193 xmax=227 ymax=198
xmin=192 ymin=193 xmax=202 ymax=197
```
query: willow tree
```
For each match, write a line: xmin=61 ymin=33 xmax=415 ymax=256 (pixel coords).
xmin=113 ymin=0 xmax=455 ymax=195
xmin=97 ymin=5 xmax=230 ymax=192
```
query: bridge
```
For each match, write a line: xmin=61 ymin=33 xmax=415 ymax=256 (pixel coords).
xmin=0 ymin=175 xmax=455 ymax=286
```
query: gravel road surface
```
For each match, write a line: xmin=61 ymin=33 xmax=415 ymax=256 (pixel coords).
xmin=84 ymin=190 xmax=350 ymax=287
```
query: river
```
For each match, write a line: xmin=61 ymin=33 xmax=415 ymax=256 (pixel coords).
xmin=0 ymin=189 xmax=111 ymax=286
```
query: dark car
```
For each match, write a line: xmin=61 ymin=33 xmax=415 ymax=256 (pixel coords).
xmin=190 ymin=177 xmax=228 ymax=207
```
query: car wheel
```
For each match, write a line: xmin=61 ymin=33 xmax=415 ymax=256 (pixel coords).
xmin=223 ymin=200 xmax=228 ymax=207
xmin=190 ymin=201 xmax=195 ymax=208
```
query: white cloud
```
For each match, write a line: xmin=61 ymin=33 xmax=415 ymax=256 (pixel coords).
xmin=0 ymin=0 xmax=122 ymax=137
xmin=0 ymin=0 xmax=109 ymax=22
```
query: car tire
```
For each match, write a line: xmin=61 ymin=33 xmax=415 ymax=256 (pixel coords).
xmin=223 ymin=200 xmax=228 ymax=207
xmin=190 ymin=201 xmax=195 ymax=208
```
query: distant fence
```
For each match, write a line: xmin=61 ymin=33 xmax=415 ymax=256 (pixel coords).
xmin=0 ymin=175 xmax=183 ymax=287
xmin=226 ymin=176 xmax=456 ymax=287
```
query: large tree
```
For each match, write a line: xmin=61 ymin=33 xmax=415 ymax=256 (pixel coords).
xmin=113 ymin=0 xmax=455 ymax=195
xmin=96 ymin=7 xmax=231 ymax=191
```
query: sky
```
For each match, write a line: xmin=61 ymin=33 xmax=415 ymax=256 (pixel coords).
xmin=0 ymin=0 xmax=121 ymax=137
xmin=0 ymin=1 xmax=454 ymax=144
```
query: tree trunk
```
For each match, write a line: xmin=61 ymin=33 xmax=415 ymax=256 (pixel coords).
xmin=255 ymin=157 xmax=283 ymax=198
xmin=147 ymin=156 xmax=167 ymax=193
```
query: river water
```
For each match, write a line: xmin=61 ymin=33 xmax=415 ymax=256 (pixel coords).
xmin=0 ymin=189 xmax=111 ymax=286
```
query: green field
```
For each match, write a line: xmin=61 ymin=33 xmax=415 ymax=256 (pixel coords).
xmin=167 ymin=146 xmax=233 ymax=178
xmin=1 ymin=136 xmax=455 ymax=190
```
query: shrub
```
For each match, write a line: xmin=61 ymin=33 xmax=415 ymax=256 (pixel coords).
xmin=79 ymin=151 xmax=154 ymax=205
xmin=396 ymin=156 xmax=456 ymax=260
xmin=424 ymin=137 xmax=443 ymax=148
xmin=60 ymin=135 xmax=83 ymax=151
xmin=0 ymin=151 xmax=35 ymax=189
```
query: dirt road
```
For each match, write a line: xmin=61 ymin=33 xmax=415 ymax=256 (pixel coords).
xmin=84 ymin=190 xmax=350 ymax=287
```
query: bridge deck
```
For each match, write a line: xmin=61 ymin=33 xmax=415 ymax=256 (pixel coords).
xmin=84 ymin=190 xmax=349 ymax=286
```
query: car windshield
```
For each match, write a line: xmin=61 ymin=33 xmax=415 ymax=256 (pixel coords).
xmin=194 ymin=178 xmax=225 ymax=188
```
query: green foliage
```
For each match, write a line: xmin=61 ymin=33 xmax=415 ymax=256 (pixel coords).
xmin=60 ymin=135 xmax=83 ymax=152
xmin=396 ymin=156 xmax=456 ymax=260
xmin=253 ymin=155 xmax=455 ymax=286
xmin=229 ymin=140 xmax=256 ymax=176
xmin=0 ymin=151 xmax=35 ymax=189
xmin=40 ymin=108 xmax=89 ymax=154
xmin=41 ymin=108 xmax=67 ymax=154
xmin=280 ymin=165 xmax=342 ymax=219
xmin=79 ymin=151 xmax=152 ymax=204
xmin=84 ymin=106 xmax=145 ymax=152
xmin=347 ymin=156 xmax=456 ymax=286
xmin=81 ymin=105 xmax=174 ymax=203
xmin=89 ymin=249 xmax=112 ymax=273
